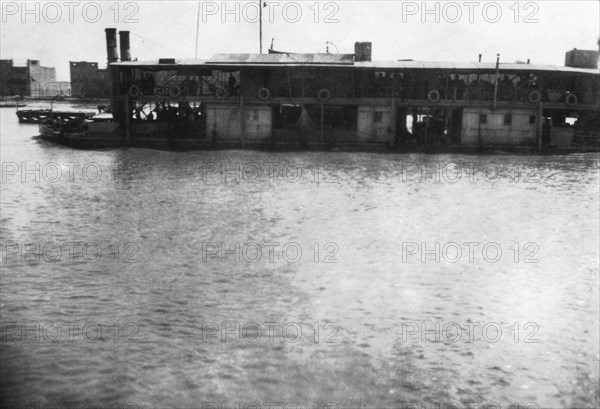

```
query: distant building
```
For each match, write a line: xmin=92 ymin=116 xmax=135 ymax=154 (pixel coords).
xmin=70 ymin=61 xmax=109 ymax=98
xmin=0 ymin=59 xmax=61 ymax=97
xmin=28 ymin=60 xmax=56 ymax=96
xmin=1 ymin=60 xmax=29 ymax=96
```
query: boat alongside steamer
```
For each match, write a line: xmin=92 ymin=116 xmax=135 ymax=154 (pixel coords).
xmin=38 ymin=113 xmax=122 ymax=148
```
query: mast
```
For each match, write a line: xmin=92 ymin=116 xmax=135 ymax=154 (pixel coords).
xmin=259 ymin=1 xmax=263 ymax=54
xmin=195 ymin=2 xmax=201 ymax=59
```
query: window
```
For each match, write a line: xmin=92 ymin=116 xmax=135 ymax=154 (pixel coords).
xmin=529 ymin=116 xmax=536 ymax=124
xmin=504 ymin=114 xmax=512 ymax=125
xmin=479 ymin=114 xmax=487 ymax=124
xmin=374 ymin=111 xmax=384 ymax=123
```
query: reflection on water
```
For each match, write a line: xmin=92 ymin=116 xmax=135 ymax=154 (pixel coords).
xmin=1 ymin=104 xmax=599 ymax=409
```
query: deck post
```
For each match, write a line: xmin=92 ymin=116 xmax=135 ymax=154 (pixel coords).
xmin=536 ymin=101 xmax=543 ymax=148
xmin=125 ymin=98 xmax=131 ymax=144
xmin=320 ymin=102 xmax=324 ymax=142
xmin=412 ymin=108 xmax=417 ymax=134
xmin=390 ymin=96 xmax=397 ymax=147
xmin=478 ymin=108 xmax=482 ymax=146
xmin=240 ymin=94 xmax=246 ymax=148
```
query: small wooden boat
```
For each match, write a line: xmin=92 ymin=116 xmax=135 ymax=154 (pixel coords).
xmin=38 ymin=114 xmax=123 ymax=148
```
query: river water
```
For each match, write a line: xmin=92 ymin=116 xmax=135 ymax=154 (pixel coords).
xmin=1 ymin=103 xmax=599 ymax=409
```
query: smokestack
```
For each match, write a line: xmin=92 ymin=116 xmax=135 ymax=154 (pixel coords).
xmin=478 ymin=54 xmax=482 ymax=62
xmin=119 ymin=31 xmax=131 ymax=62
xmin=105 ymin=28 xmax=118 ymax=63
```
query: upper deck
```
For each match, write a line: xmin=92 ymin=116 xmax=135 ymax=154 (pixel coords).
xmin=111 ymin=54 xmax=598 ymax=74
xmin=107 ymin=53 xmax=600 ymax=111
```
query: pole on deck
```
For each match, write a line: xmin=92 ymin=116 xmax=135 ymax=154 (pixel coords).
xmin=320 ymin=103 xmax=324 ymax=143
xmin=125 ymin=98 xmax=131 ymax=144
xmin=391 ymin=96 xmax=397 ymax=148
xmin=478 ymin=109 xmax=482 ymax=147
xmin=536 ymin=101 xmax=543 ymax=149
xmin=240 ymin=94 xmax=246 ymax=148
xmin=195 ymin=2 xmax=201 ymax=59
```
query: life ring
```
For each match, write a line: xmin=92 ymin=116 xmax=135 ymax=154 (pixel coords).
xmin=215 ymin=88 xmax=227 ymax=99
xmin=128 ymin=85 xmax=141 ymax=98
xmin=427 ymin=90 xmax=440 ymax=103
xmin=53 ymin=121 xmax=62 ymax=131
xmin=565 ymin=93 xmax=578 ymax=106
xmin=528 ymin=90 xmax=542 ymax=104
xmin=258 ymin=87 xmax=270 ymax=101
xmin=318 ymin=88 xmax=331 ymax=102
xmin=170 ymin=86 xmax=182 ymax=98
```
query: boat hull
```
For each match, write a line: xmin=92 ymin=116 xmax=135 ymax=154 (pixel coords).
xmin=38 ymin=120 xmax=124 ymax=149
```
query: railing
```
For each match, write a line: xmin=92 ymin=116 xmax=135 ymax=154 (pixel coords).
xmin=119 ymin=78 xmax=596 ymax=108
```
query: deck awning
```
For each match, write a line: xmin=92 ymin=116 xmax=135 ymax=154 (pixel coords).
xmin=355 ymin=60 xmax=599 ymax=74
xmin=109 ymin=56 xmax=599 ymax=75
xmin=207 ymin=53 xmax=355 ymax=65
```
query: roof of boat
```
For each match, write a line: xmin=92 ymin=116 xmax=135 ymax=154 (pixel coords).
xmin=209 ymin=53 xmax=356 ymax=64
xmin=110 ymin=55 xmax=599 ymax=75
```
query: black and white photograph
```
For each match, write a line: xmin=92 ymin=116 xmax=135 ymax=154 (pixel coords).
xmin=1 ymin=1 xmax=599 ymax=408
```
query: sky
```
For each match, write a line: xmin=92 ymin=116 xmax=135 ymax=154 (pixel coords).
xmin=1 ymin=0 xmax=599 ymax=80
